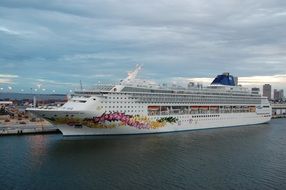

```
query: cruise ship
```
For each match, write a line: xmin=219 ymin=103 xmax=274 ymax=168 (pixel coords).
xmin=27 ymin=66 xmax=272 ymax=136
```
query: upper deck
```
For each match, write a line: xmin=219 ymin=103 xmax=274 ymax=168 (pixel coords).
xmin=72 ymin=65 xmax=265 ymax=106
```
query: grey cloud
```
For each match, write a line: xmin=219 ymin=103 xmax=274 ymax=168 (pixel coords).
xmin=0 ymin=0 xmax=286 ymax=92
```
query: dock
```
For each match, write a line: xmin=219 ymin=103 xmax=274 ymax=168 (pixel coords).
xmin=0 ymin=119 xmax=59 ymax=135
xmin=272 ymin=115 xmax=286 ymax=119
xmin=0 ymin=102 xmax=60 ymax=135
xmin=271 ymin=103 xmax=286 ymax=119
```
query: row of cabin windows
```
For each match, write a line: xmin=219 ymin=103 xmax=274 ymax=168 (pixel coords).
xmin=50 ymin=110 xmax=144 ymax=118
xmin=101 ymin=101 xmax=141 ymax=104
xmin=127 ymin=93 xmax=258 ymax=99
xmin=102 ymin=97 xmax=261 ymax=104
xmin=102 ymin=99 xmax=260 ymax=105
xmin=139 ymin=102 xmax=259 ymax=105
xmin=105 ymin=95 xmax=260 ymax=102
xmin=107 ymin=97 xmax=136 ymax=100
xmin=138 ymin=94 xmax=259 ymax=98
xmin=103 ymin=106 xmax=144 ymax=109
xmin=138 ymin=97 xmax=260 ymax=102
xmin=150 ymin=114 xmax=220 ymax=120
xmin=192 ymin=115 xmax=220 ymax=118
xmin=105 ymin=95 xmax=260 ymax=100
xmin=119 ymin=89 xmax=253 ymax=97
xmin=138 ymin=100 xmax=261 ymax=104
xmin=106 ymin=110 xmax=144 ymax=113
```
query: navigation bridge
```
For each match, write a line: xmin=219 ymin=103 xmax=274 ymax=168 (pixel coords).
xmin=271 ymin=103 xmax=286 ymax=118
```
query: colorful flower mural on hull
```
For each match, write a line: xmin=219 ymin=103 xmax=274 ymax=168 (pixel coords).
xmin=52 ymin=112 xmax=179 ymax=129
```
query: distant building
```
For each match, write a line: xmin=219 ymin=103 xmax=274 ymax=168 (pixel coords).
xmin=251 ymin=87 xmax=260 ymax=95
xmin=0 ymin=101 xmax=13 ymax=106
xmin=274 ymin=89 xmax=278 ymax=100
xmin=263 ymin=84 xmax=272 ymax=100
xmin=188 ymin=82 xmax=195 ymax=88
xmin=233 ymin=77 xmax=238 ymax=86
xmin=274 ymin=89 xmax=284 ymax=101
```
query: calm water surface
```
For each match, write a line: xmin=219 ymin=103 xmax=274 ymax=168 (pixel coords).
xmin=1 ymin=119 xmax=286 ymax=190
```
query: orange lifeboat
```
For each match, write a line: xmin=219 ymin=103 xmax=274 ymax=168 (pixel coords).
xmin=148 ymin=106 xmax=160 ymax=111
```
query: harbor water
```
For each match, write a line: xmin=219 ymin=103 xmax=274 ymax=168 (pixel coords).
xmin=1 ymin=119 xmax=286 ymax=190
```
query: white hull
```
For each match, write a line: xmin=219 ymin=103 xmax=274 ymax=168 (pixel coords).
xmin=54 ymin=113 xmax=271 ymax=136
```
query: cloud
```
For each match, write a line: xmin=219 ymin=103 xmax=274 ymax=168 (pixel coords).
xmin=0 ymin=0 xmax=286 ymax=92
xmin=238 ymin=75 xmax=286 ymax=87
xmin=0 ymin=26 xmax=20 ymax=35
xmin=35 ymin=79 xmax=78 ymax=87
xmin=172 ymin=74 xmax=286 ymax=90
xmin=0 ymin=74 xmax=18 ymax=78
xmin=0 ymin=78 xmax=14 ymax=84
xmin=60 ymin=53 xmax=130 ymax=62
xmin=0 ymin=74 xmax=19 ymax=84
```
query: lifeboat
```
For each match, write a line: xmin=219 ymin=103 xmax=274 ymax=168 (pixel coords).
xmin=148 ymin=106 xmax=160 ymax=111
xmin=210 ymin=106 xmax=219 ymax=110
xmin=199 ymin=106 xmax=209 ymax=110
xmin=191 ymin=106 xmax=199 ymax=110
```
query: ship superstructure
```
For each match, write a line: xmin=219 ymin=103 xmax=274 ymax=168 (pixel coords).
xmin=27 ymin=66 xmax=271 ymax=136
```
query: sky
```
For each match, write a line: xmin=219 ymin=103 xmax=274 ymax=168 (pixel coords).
xmin=0 ymin=0 xmax=286 ymax=94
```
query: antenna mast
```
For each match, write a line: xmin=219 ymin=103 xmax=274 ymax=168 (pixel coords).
xmin=123 ymin=64 xmax=142 ymax=83
xmin=80 ymin=80 xmax=83 ymax=90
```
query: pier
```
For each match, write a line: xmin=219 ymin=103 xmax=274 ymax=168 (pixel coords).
xmin=0 ymin=103 xmax=59 ymax=135
xmin=271 ymin=103 xmax=286 ymax=119
xmin=0 ymin=125 xmax=59 ymax=135
xmin=0 ymin=119 xmax=59 ymax=135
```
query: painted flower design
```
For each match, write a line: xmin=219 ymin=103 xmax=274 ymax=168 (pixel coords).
xmin=54 ymin=112 xmax=178 ymax=129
